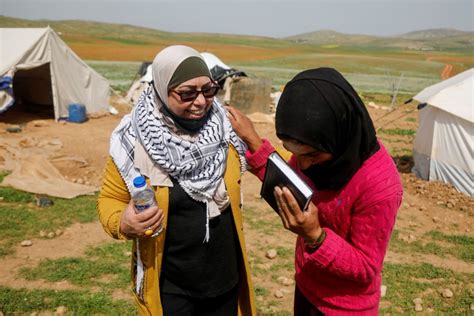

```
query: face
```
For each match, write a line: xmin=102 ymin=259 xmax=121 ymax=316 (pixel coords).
xmin=167 ymin=76 xmax=216 ymax=120
xmin=282 ymin=139 xmax=333 ymax=170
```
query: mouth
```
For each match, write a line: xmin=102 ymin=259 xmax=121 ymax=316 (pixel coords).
xmin=186 ymin=109 xmax=206 ymax=118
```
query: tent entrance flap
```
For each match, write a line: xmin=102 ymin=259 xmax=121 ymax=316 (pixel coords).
xmin=12 ymin=63 xmax=54 ymax=117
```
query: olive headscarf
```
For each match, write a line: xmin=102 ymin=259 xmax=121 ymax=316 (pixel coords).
xmin=275 ymin=67 xmax=379 ymax=191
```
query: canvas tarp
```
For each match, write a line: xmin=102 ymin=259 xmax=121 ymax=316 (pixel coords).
xmin=0 ymin=27 xmax=110 ymax=120
xmin=0 ymin=136 xmax=96 ymax=199
xmin=125 ymin=62 xmax=152 ymax=105
xmin=412 ymin=68 xmax=473 ymax=196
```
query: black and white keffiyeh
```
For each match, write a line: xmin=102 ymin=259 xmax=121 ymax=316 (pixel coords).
xmin=110 ymin=84 xmax=247 ymax=205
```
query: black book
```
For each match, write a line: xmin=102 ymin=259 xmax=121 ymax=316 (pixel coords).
xmin=260 ymin=151 xmax=314 ymax=214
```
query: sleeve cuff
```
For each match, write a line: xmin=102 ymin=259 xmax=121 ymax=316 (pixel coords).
xmin=245 ymin=138 xmax=275 ymax=169
xmin=303 ymin=228 xmax=341 ymax=267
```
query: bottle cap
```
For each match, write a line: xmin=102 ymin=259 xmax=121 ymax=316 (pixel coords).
xmin=133 ymin=176 xmax=146 ymax=188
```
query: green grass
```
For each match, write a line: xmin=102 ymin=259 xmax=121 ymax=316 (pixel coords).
xmin=0 ymin=172 xmax=34 ymax=203
xmin=20 ymin=241 xmax=131 ymax=289
xmin=255 ymin=286 xmax=268 ymax=297
xmin=0 ymin=181 xmax=98 ymax=257
xmin=389 ymin=230 xmax=474 ymax=262
xmin=0 ymin=176 xmax=137 ymax=314
xmin=0 ymin=287 xmax=135 ymax=315
xmin=381 ymin=263 xmax=473 ymax=314
xmin=379 ymin=128 xmax=416 ymax=136
xmin=87 ymin=60 xmax=141 ymax=93
xmin=242 ymin=206 xmax=282 ymax=234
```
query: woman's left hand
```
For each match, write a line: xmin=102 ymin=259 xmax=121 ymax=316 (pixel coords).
xmin=274 ymin=186 xmax=322 ymax=240
xmin=225 ymin=105 xmax=263 ymax=152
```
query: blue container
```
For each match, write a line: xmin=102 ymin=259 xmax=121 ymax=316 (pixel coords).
xmin=67 ymin=103 xmax=87 ymax=123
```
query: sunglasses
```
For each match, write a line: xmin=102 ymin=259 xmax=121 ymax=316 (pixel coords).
xmin=171 ymin=84 xmax=220 ymax=102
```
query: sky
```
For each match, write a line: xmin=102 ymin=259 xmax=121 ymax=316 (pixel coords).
xmin=1 ymin=0 xmax=473 ymax=38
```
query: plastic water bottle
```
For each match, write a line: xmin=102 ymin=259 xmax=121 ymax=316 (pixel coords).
xmin=132 ymin=176 xmax=157 ymax=212
xmin=132 ymin=176 xmax=162 ymax=236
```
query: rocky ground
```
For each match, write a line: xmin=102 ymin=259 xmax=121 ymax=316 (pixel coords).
xmin=0 ymin=97 xmax=472 ymax=314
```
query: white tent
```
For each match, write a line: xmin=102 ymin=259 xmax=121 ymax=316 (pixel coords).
xmin=0 ymin=27 xmax=110 ymax=120
xmin=201 ymin=52 xmax=231 ymax=71
xmin=125 ymin=62 xmax=152 ymax=105
xmin=125 ymin=53 xmax=234 ymax=105
xmin=412 ymin=68 xmax=474 ymax=196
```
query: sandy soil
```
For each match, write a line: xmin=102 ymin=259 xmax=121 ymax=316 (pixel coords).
xmin=0 ymin=97 xmax=472 ymax=312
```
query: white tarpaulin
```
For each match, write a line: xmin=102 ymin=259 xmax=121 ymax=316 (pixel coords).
xmin=125 ymin=64 xmax=152 ymax=105
xmin=0 ymin=27 xmax=110 ymax=120
xmin=201 ymin=52 xmax=231 ymax=70
xmin=412 ymin=68 xmax=474 ymax=196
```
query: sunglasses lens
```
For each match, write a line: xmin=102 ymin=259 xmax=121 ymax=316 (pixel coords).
xmin=180 ymin=91 xmax=198 ymax=102
xmin=175 ymin=85 xmax=219 ymax=102
xmin=202 ymin=86 xmax=219 ymax=98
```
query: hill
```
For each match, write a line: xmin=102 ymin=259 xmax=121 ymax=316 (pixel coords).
xmin=398 ymin=28 xmax=472 ymax=39
xmin=1 ymin=15 xmax=473 ymax=94
xmin=286 ymin=28 xmax=474 ymax=52
xmin=285 ymin=29 xmax=380 ymax=45
xmin=0 ymin=15 xmax=294 ymax=62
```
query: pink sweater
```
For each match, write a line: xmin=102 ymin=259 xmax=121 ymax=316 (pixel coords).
xmin=246 ymin=139 xmax=402 ymax=315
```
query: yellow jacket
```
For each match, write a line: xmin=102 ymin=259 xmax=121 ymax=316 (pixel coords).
xmin=97 ymin=145 xmax=256 ymax=316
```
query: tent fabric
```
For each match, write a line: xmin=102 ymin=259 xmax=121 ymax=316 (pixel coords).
xmin=201 ymin=52 xmax=247 ymax=88
xmin=413 ymin=68 xmax=474 ymax=123
xmin=201 ymin=52 xmax=231 ymax=70
xmin=125 ymin=63 xmax=152 ymax=105
xmin=0 ymin=27 xmax=110 ymax=120
xmin=412 ymin=69 xmax=474 ymax=196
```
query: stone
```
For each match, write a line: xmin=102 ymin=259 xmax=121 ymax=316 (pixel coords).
xmin=277 ymin=276 xmax=294 ymax=286
xmin=380 ymin=284 xmax=387 ymax=297
xmin=20 ymin=240 xmax=33 ymax=247
xmin=54 ymin=306 xmax=67 ymax=316
xmin=266 ymin=249 xmax=277 ymax=259
xmin=414 ymin=304 xmax=423 ymax=312
xmin=413 ymin=297 xmax=422 ymax=305
xmin=274 ymin=290 xmax=284 ymax=298
xmin=39 ymin=230 xmax=47 ymax=237
xmin=441 ymin=288 xmax=453 ymax=298
xmin=47 ymin=232 xmax=56 ymax=238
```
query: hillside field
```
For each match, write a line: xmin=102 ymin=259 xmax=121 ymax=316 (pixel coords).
xmin=0 ymin=17 xmax=473 ymax=315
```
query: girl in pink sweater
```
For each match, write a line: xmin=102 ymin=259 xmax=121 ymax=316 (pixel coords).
xmin=226 ymin=68 xmax=402 ymax=315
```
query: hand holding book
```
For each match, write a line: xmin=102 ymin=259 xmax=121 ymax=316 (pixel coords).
xmin=260 ymin=152 xmax=313 ymax=213
xmin=273 ymin=186 xmax=324 ymax=243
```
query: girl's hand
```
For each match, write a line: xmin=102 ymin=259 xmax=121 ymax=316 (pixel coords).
xmin=225 ymin=105 xmax=263 ymax=152
xmin=120 ymin=201 xmax=164 ymax=238
xmin=274 ymin=186 xmax=322 ymax=240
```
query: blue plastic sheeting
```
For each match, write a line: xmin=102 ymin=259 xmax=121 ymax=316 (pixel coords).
xmin=0 ymin=76 xmax=14 ymax=114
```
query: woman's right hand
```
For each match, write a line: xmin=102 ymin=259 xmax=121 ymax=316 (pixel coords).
xmin=120 ymin=201 xmax=164 ymax=238
xmin=225 ymin=105 xmax=263 ymax=152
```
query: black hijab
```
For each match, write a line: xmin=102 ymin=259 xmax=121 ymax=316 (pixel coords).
xmin=275 ymin=67 xmax=379 ymax=191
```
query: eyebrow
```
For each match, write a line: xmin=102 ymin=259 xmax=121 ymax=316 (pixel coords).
xmin=177 ymin=82 xmax=212 ymax=90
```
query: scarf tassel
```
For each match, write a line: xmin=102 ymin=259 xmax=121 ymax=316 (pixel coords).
xmin=203 ymin=201 xmax=210 ymax=243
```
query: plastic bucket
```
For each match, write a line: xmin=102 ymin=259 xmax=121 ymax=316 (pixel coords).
xmin=67 ymin=103 xmax=87 ymax=123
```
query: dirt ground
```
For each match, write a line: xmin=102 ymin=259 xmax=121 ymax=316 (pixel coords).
xmin=0 ymin=96 xmax=472 ymax=312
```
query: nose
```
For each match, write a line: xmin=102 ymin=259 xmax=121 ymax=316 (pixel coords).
xmin=193 ymin=92 xmax=207 ymax=106
xmin=297 ymin=155 xmax=314 ymax=170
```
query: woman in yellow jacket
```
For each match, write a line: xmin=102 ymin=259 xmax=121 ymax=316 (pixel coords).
xmin=97 ymin=45 xmax=256 ymax=316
